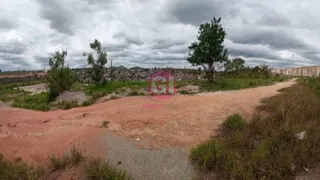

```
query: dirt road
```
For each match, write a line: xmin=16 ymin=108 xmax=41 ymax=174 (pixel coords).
xmin=0 ymin=79 xmax=296 ymax=179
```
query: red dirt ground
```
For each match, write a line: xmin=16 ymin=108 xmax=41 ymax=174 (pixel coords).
xmin=0 ymin=79 xmax=296 ymax=164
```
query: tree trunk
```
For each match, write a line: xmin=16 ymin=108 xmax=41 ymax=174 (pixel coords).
xmin=205 ymin=70 xmax=214 ymax=83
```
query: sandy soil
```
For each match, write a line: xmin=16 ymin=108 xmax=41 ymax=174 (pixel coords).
xmin=0 ymin=79 xmax=296 ymax=166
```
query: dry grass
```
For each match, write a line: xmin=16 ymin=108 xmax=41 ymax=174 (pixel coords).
xmin=191 ymin=79 xmax=320 ymax=179
xmin=0 ymin=146 xmax=129 ymax=179
xmin=85 ymin=158 xmax=130 ymax=180
xmin=48 ymin=146 xmax=85 ymax=171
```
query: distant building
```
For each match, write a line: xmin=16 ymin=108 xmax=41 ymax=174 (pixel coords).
xmin=275 ymin=66 xmax=320 ymax=77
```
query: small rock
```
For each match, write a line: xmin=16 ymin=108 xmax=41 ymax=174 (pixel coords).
xmin=136 ymin=138 xmax=140 ymax=141
xmin=303 ymin=166 xmax=309 ymax=172
xmin=117 ymin=161 xmax=122 ymax=165
xmin=295 ymin=131 xmax=307 ymax=140
xmin=291 ymin=164 xmax=296 ymax=171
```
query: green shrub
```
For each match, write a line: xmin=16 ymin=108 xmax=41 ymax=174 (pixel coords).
xmin=190 ymin=139 xmax=220 ymax=170
xmin=221 ymin=114 xmax=246 ymax=133
xmin=85 ymin=158 xmax=130 ymax=180
xmin=47 ymin=50 xmax=75 ymax=101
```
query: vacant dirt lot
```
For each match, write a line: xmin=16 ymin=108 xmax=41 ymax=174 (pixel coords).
xmin=0 ymin=79 xmax=296 ymax=179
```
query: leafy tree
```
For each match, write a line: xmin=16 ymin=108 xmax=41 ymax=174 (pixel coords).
xmin=84 ymin=39 xmax=108 ymax=84
xmin=260 ymin=64 xmax=270 ymax=77
xmin=47 ymin=50 xmax=75 ymax=101
xmin=187 ymin=17 xmax=229 ymax=83
xmin=225 ymin=57 xmax=246 ymax=72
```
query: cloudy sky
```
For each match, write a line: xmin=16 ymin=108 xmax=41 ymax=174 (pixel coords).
xmin=1 ymin=0 xmax=320 ymax=71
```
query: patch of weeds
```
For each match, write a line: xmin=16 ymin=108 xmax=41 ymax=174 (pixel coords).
xmin=11 ymin=92 xmax=51 ymax=111
xmin=85 ymin=158 xmax=131 ymax=180
xmin=0 ymin=153 xmax=43 ymax=180
xmin=48 ymin=154 xmax=69 ymax=171
xmin=82 ymin=98 xmax=94 ymax=106
xmin=48 ymin=146 xmax=85 ymax=170
xmin=101 ymin=121 xmax=110 ymax=128
xmin=179 ymin=90 xmax=197 ymax=95
xmin=220 ymin=114 xmax=246 ymax=134
xmin=190 ymin=139 xmax=220 ymax=170
xmin=191 ymin=82 xmax=320 ymax=179
xmin=69 ymin=146 xmax=85 ymax=165
xmin=91 ymin=92 xmax=107 ymax=100
xmin=56 ymin=100 xmax=79 ymax=110
xmin=86 ymin=81 xmax=148 ymax=99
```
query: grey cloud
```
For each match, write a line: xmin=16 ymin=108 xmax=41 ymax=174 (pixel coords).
xmin=167 ymin=0 xmax=238 ymax=25
xmin=0 ymin=18 xmax=16 ymax=30
xmin=0 ymin=54 xmax=30 ymax=67
xmin=164 ymin=45 xmax=189 ymax=54
xmin=258 ymin=15 xmax=291 ymax=26
xmin=37 ymin=0 xmax=75 ymax=35
xmin=113 ymin=32 xmax=144 ymax=46
xmin=110 ymin=51 xmax=131 ymax=58
xmin=229 ymin=47 xmax=279 ymax=60
xmin=34 ymin=55 xmax=49 ymax=67
xmin=103 ymin=43 xmax=129 ymax=52
xmin=247 ymin=3 xmax=292 ymax=26
xmin=229 ymin=29 xmax=307 ymax=50
xmin=0 ymin=42 xmax=27 ymax=54
xmin=150 ymin=39 xmax=185 ymax=50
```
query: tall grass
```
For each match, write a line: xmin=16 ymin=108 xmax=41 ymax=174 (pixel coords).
xmin=11 ymin=92 xmax=51 ymax=111
xmin=191 ymin=78 xmax=320 ymax=179
xmin=0 ymin=153 xmax=43 ymax=180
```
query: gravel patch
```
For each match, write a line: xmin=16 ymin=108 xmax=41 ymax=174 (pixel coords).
xmin=102 ymin=132 xmax=196 ymax=180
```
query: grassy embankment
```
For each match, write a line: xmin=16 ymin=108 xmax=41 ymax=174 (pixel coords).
xmin=0 ymin=76 xmax=286 ymax=111
xmin=190 ymin=77 xmax=320 ymax=179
